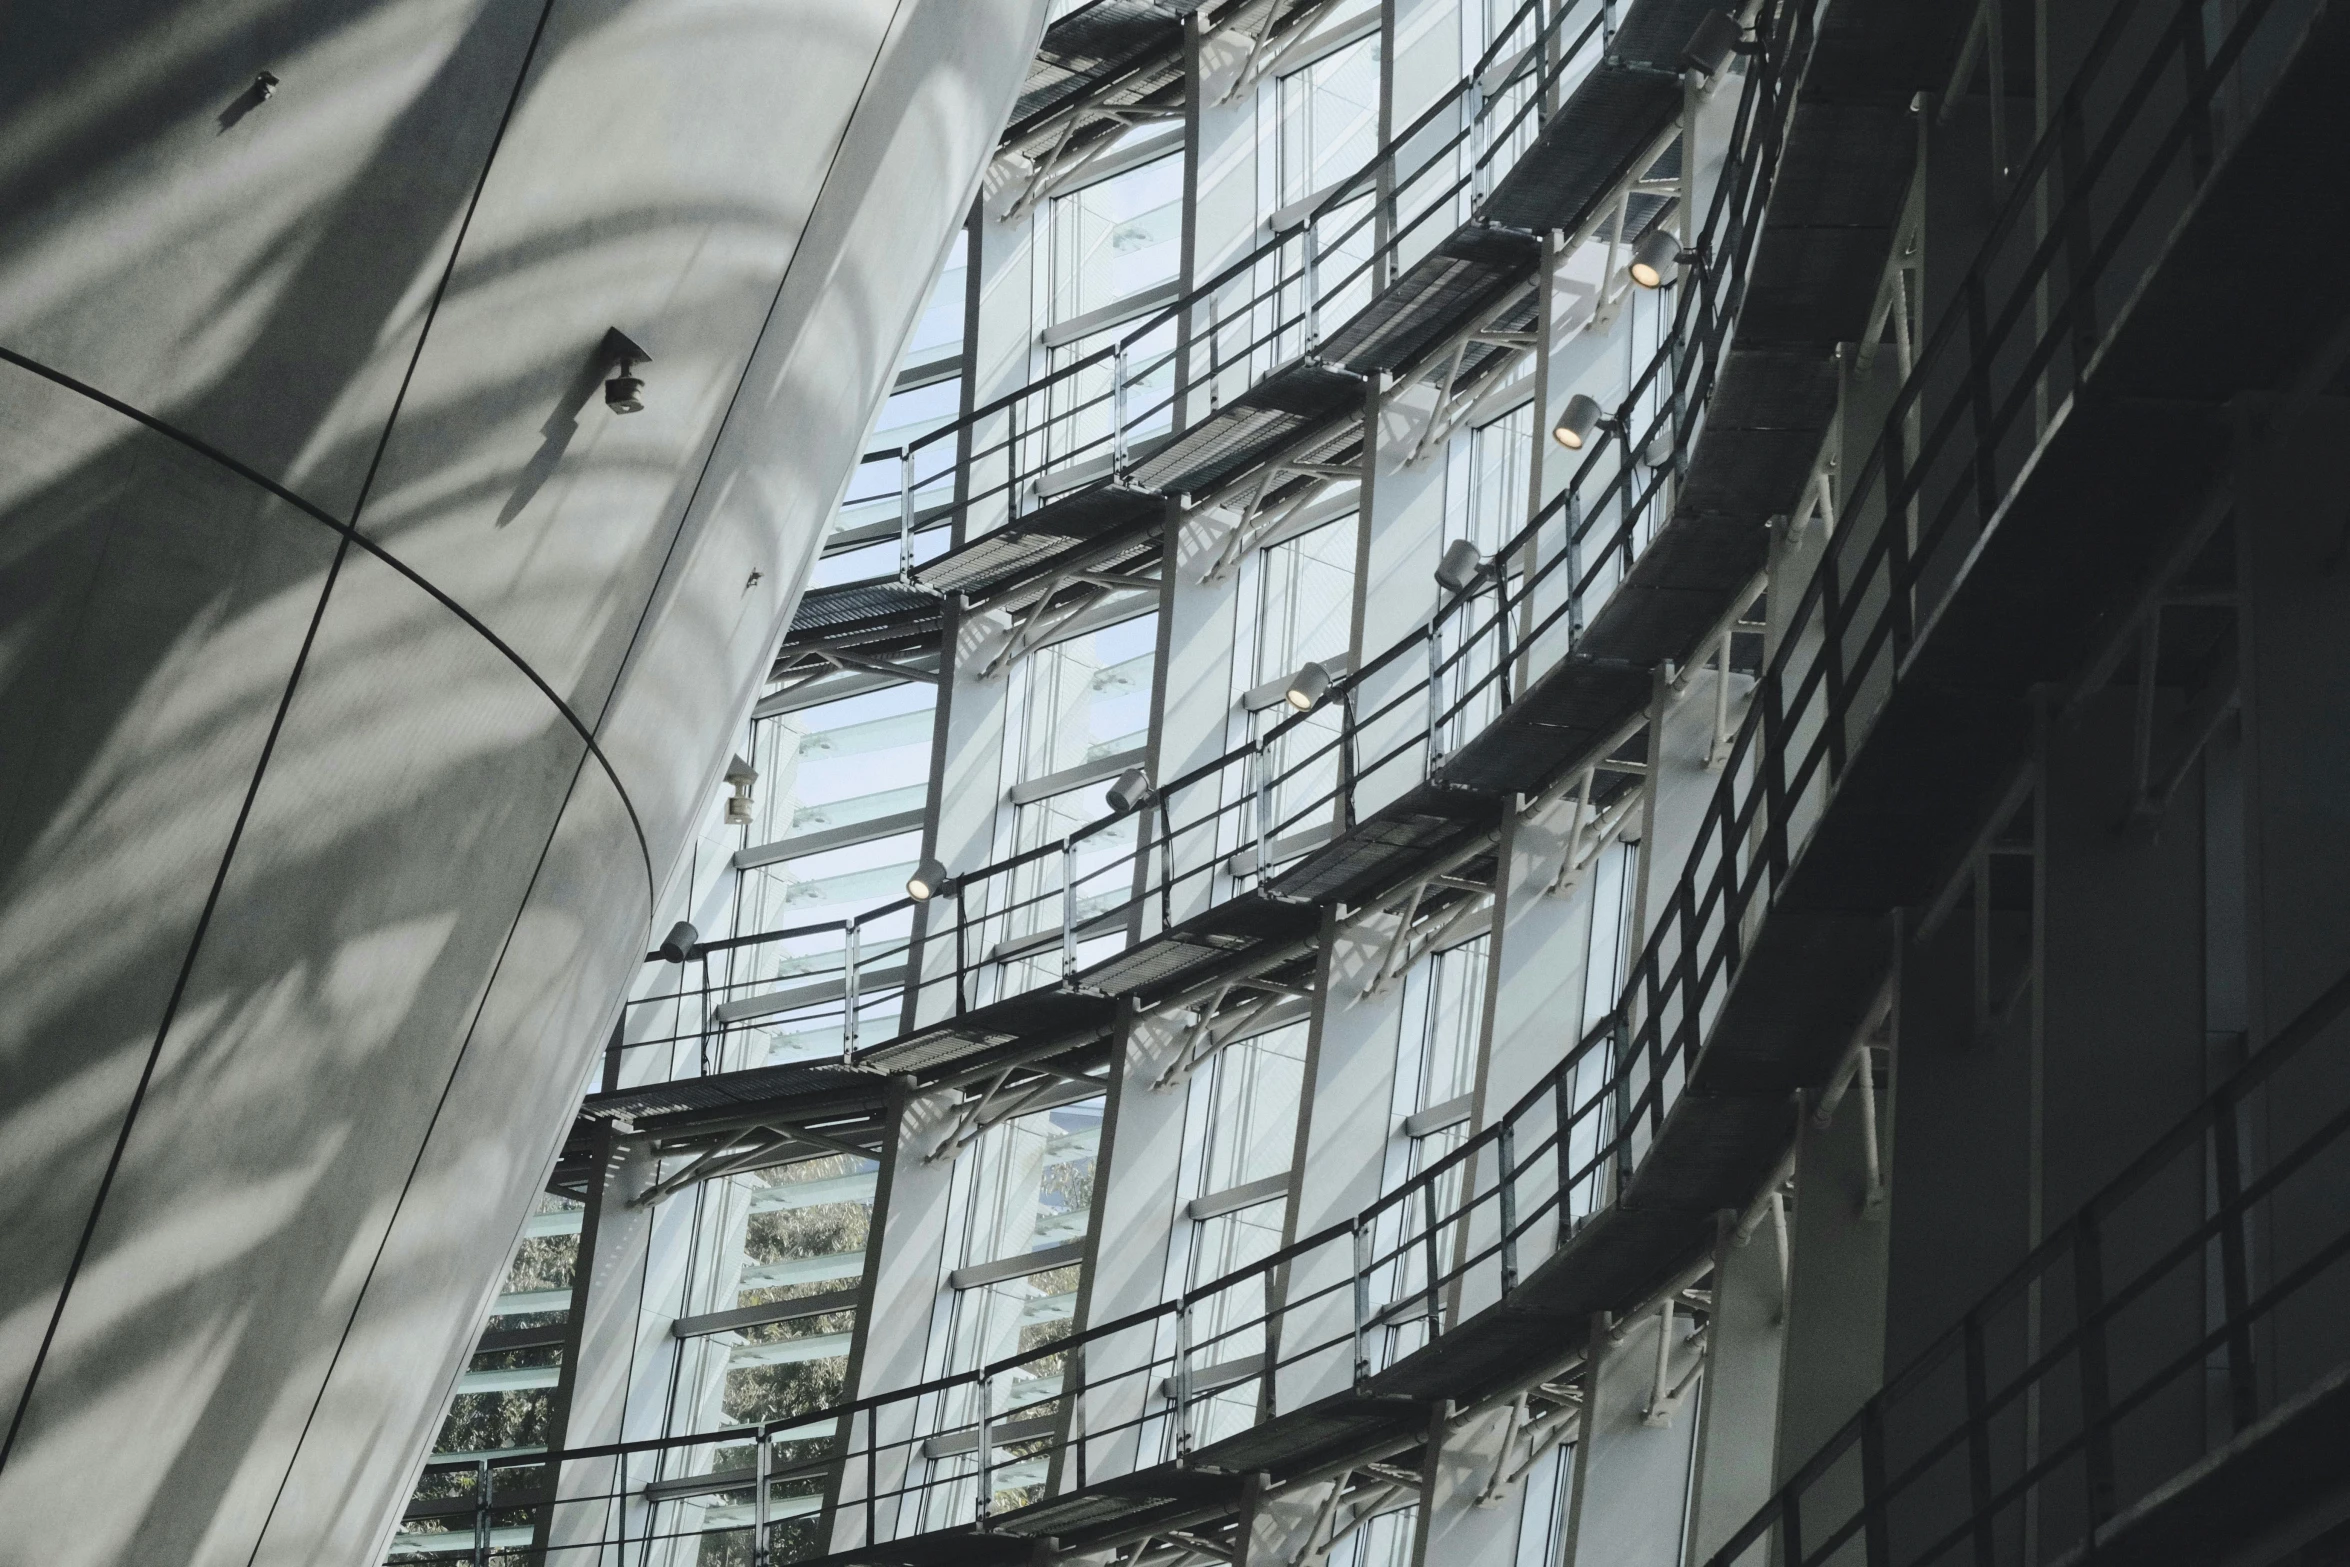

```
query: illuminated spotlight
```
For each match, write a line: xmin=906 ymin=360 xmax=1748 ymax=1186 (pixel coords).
xmin=1629 ymin=228 xmax=1682 ymax=290
xmin=1285 ymin=660 xmax=1332 ymax=712
xmin=1436 ymin=539 xmax=1486 ymax=595
xmin=1106 ymin=767 xmax=1154 ymax=814
xmin=907 ymin=857 xmax=953 ymax=902
xmin=1552 ymin=393 xmax=1603 ymax=450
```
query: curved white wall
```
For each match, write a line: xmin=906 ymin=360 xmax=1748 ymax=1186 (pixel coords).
xmin=0 ymin=0 xmax=1045 ymax=1560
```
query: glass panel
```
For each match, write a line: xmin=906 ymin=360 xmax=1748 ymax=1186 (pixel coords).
xmin=1009 ymin=614 xmax=1158 ymax=786
xmin=1179 ymin=1022 xmax=1307 ymax=1449
xmin=1252 ymin=518 xmax=1356 ymax=840
xmin=1047 ymin=155 xmax=1184 ymax=327
xmin=922 ymin=1099 xmax=1102 ymax=1528
xmin=722 ymin=1155 xmax=876 ymax=1426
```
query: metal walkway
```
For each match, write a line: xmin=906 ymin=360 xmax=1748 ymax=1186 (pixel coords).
xmin=453 ymin=2 xmax=2350 ymax=1562
xmin=572 ymin=0 xmax=1805 ymax=1194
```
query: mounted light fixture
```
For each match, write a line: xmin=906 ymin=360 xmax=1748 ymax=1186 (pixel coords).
xmin=1285 ymin=660 xmax=1332 ymax=713
xmin=658 ymin=920 xmax=700 ymax=963
xmin=603 ymin=327 xmax=652 ymax=414
xmin=1553 ymin=393 xmax=1603 ymax=450
xmin=1629 ymin=228 xmax=1683 ymax=290
xmin=907 ymin=857 xmax=953 ymax=902
xmin=1683 ymin=10 xmax=1741 ymax=76
xmin=1106 ymin=767 xmax=1154 ymax=814
xmin=1435 ymin=539 xmax=1486 ymax=595
xmin=723 ymin=754 xmax=757 ymax=826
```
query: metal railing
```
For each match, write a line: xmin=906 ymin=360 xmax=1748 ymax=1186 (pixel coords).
xmin=834 ymin=0 xmax=1637 ymax=575
xmin=409 ymin=0 xmax=1808 ymax=1548
xmin=427 ymin=0 xmax=2340 ymax=1560
xmin=1700 ymin=962 xmax=2350 ymax=1567
xmin=617 ymin=3 xmax=1771 ymax=1085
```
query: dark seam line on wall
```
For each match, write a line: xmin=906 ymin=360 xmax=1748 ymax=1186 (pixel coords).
xmin=234 ymin=0 xmax=592 ymax=1553
xmin=569 ymin=0 xmax=910 ymax=745
xmin=0 ymin=345 xmax=655 ymax=906
xmin=251 ymin=752 xmax=597 ymax=1565
xmin=0 ymin=0 xmax=584 ymax=1492
xmin=0 ymin=529 xmax=357 ymax=1476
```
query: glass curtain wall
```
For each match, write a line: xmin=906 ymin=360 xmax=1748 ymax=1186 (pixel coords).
xmin=916 ymin=1096 xmax=1102 ymax=1529
xmin=997 ymin=613 xmax=1157 ymax=996
xmin=821 ymin=230 xmax=969 ymax=585
xmin=1243 ymin=517 xmax=1356 ymax=850
xmin=1039 ymin=154 xmax=1182 ymax=484
xmin=1172 ymin=1021 xmax=1308 ymax=1450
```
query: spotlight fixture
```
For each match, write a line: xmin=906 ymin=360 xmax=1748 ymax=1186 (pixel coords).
xmin=1285 ymin=660 xmax=1332 ymax=713
xmin=658 ymin=920 xmax=700 ymax=963
xmin=1435 ymin=538 xmax=1486 ymax=595
xmin=1629 ymin=228 xmax=1682 ymax=290
xmin=724 ymin=755 xmax=758 ymax=826
xmin=1683 ymin=10 xmax=1740 ymax=76
xmin=907 ymin=857 xmax=952 ymax=902
xmin=255 ymin=71 xmax=281 ymax=101
xmin=1552 ymin=393 xmax=1603 ymax=450
xmin=1106 ymin=767 xmax=1154 ymax=814
xmin=602 ymin=327 xmax=652 ymax=414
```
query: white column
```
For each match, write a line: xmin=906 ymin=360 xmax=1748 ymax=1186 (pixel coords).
xmin=1558 ymin=1307 xmax=1701 ymax=1567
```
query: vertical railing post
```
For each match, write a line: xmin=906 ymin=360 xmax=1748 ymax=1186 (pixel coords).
xmin=1173 ymin=1295 xmax=1195 ymax=1465
xmin=1498 ymin=1119 xmax=1519 ymax=1294
xmin=1207 ymin=288 xmax=1224 ymax=412
xmin=1778 ymin=1489 xmax=1803 ymax=1567
xmin=1071 ymin=1340 xmax=1090 ymax=1492
xmin=1964 ymin=1311 xmax=1996 ymax=1567
xmin=1060 ymin=837 xmax=1079 ymax=984
xmin=1253 ymin=741 xmax=1273 ymax=885
xmin=842 ymin=918 xmax=861 ymax=1063
xmin=1427 ymin=610 xmax=1448 ymax=769
xmin=1340 ymin=688 xmax=1360 ymax=830
xmin=472 ymin=1459 xmax=491 ymax=1567
xmin=1762 ymin=672 xmax=1792 ymax=891
xmin=898 ymin=445 xmax=917 ymax=583
xmin=752 ymin=1420 xmax=772 ymax=1567
xmin=1468 ymin=78 xmax=1488 ymax=206
xmin=954 ymin=884 xmax=970 ymax=1016
xmin=1964 ymin=269 xmax=1998 ymax=529
xmin=2055 ymin=91 xmax=2099 ymax=388
xmin=1554 ymin=1071 xmax=1575 ymax=1240
xmin=865 ymin=1404 xmax=880 ymax=1548
xmin=1819 ymin=549 xmax=1850 ymax=781
xmin=1158 ymin=794 xmax=1177 ymax=934
xmin=1303 ymin=224 xmax=1323 ymax=349
xmin=1352 ymin=1217 xmax=1372 ymax=1390
xmin=976 ymin=1372 xmax=994 ymax=1527
xmin=1007 ymin=397 xmax=1023 ymax=520
xmin=1611 ymin=1017 xmax=1635 ymax=1200
xmin=2211 ymin=1091 xmax=2259 ymax=1432
xmin=2177 ymin=0 xmax=2216 ymax=179
xmin=1421 ymin=1180 xmax=1443 ymax=1336
xmin=1565 ymin=489 xmax=1587 ymax=642
xmin=1860 ymin=1399 xmax=1892 ymax=1567
xmin=1884 ymin=401 xmax=1917 ymax=663
xmin=2076 ymin=1210 xmax=2117 ymax=1526
xmin=1112 ymin=340 xmax=1130 ymax=472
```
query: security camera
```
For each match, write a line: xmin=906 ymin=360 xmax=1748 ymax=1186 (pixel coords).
xmin=602 ymin=328 xmax=652 ymax=414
